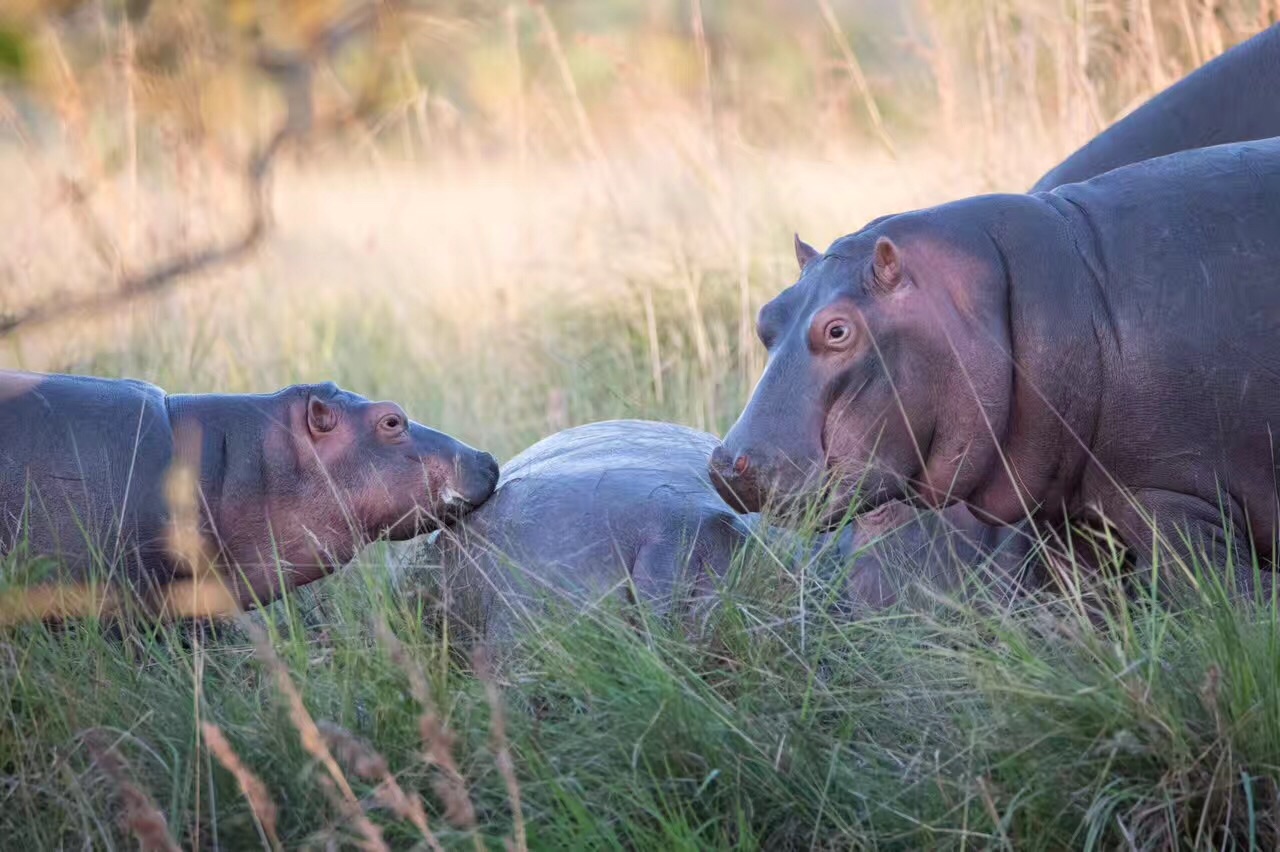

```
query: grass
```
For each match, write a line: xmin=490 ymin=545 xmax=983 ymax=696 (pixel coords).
xmin=6 ymin=533 xmax=1280 ymax=848
xmin=4 ymin=1 xmax=1280 ymax=848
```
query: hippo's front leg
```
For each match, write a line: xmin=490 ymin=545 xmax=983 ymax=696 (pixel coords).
xmin=1095 ymin=488 xmax=1259 ymax=599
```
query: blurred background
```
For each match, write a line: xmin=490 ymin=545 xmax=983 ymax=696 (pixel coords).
xmin=0 ymin=0 xmax=1274 ymax=457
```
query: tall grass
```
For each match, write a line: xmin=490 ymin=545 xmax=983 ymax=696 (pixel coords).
xmin=3 ymin=1 xmax=1280 ymax=848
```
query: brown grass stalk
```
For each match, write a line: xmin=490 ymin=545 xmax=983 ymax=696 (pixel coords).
xmin=814 ymin=0 xmax=896 ymax=157
xmin=242 ymin=618 xmax=388 ymax=851
xmin=530 ymin=1 xmax=619 ymax=212
xmin=318 ymin=720 xmax=445 ymax=852
xmin=374 ymin=620 xmax=481 ymax=842
xmin=473 ymin=647 xmax=526 ymax=852
xmin=200 ymin=723 xmax=281 ymax=850
xmin=83 ymin=730 xmax=181 ymax=852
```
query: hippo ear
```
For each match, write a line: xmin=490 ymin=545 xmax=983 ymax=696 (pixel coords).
xmin=307 ymin=395 xmax=339 ymax=435
xmin=794 ymin=233 xmax=820 ymax=271
xmin=870 ymin=236 xmax=905 ymax=294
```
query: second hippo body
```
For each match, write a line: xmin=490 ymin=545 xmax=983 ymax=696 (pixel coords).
xmin=435 ymin=420 xmax=1034 ymax=642
xmin=438 ymin=420 xmax=751 ymax=640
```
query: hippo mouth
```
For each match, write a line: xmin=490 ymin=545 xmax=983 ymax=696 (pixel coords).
xmin=439 ymin=487 xmax=481 ymax=518
xmin=380 ymin=492 xmax=482 ymax=539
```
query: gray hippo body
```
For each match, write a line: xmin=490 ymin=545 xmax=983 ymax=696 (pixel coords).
xmin=437 ymin=420 xmax=748 ymax=641
xmin=436 ymin=420 xmax=1033 ymax=642
xmin=1032 ymin=24 xmax=1280 ymax=192
xmin=712 ymin=138 xmax=1280 ymax=590
xmin=0 ymin=371 xmax=498 ymax=611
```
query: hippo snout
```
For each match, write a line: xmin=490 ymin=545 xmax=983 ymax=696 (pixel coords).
xmin=446 ymin=449 xmax=500 ymax=509
xmin=709 ymin=443 xmax=777 ymax=513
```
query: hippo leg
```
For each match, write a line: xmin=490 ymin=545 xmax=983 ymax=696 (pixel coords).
xmin=1098 ymin=489 xmax=1256 ymax=599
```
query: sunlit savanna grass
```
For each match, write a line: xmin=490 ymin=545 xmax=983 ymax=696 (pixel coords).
xmin=4 ymin=2 xmax=1280 ymax=848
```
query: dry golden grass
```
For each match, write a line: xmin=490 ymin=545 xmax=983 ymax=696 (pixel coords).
xmin=3 ymin=3 xmax=1280 ymax=848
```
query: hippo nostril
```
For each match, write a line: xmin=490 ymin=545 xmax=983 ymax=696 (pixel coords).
xmin=733 ymin=454 xmax=750 ymax=476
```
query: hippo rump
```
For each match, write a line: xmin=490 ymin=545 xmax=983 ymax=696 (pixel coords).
xmin=430 ymin=420 xmax=1033 ymax=643
xmin=1031 ymin=23 xmax=1280 ymax=192
xmin=711 ymin=138 xmax=1280 ymax=594
xmin=0 ymin=371 xmax=498 ymax=612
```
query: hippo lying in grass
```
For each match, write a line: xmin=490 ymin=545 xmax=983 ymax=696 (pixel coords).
xmin=1030 ymin=23 xmax=1280 ymax=192
xmin=0 ymin=371 xmax=498 ymax=614
xmin=430 ymin=420 xmax=1033 ymax=643
xmin=711 ymin=137 xmax=1280 ymax=595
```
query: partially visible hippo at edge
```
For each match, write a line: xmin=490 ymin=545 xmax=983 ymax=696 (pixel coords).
xmin=0 ymin=371 xmax=499 ymax=612
xmin=432 ymin=420 xmax=1033 ymax=643
xmin=1031 ymin=23 xmax=1280 ymax=192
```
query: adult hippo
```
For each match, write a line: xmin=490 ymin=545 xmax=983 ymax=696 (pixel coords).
xmin=0 ymin=371 xmax=498 ymax=612
xmin=711 ymin=138 xmax=1280 ymax=592
xmin=430 ymin=420 xmax=1033 ymax=643
xmin=1031 ymin=23 xmax=1280 ymax=192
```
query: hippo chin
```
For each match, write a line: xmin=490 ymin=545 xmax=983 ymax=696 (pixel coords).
xmin=0 ymin=371 xmax=499 ymax=612
xmin=426 ymin=419 xmax=1032 ymax=645
xmin=713 ymin=138 xmax=1280 ymax=593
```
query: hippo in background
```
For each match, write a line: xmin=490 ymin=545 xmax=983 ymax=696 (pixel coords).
xmin=423 ymin=420 xmax=1034 ymax=645
xmin=1031 ymin=23 xmax=1280 ymax=192
xmin=0 ymin=371 xmax=499 ymax=615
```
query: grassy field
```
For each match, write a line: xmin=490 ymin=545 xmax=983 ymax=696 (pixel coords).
xmin=4 ymin=2 xmax=1280 ymax=848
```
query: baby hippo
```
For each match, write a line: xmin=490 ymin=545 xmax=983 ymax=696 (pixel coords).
xmin=433 ymin=419 xmax=1034 ymax=644
xmin=0 ymin=370 xmax=498 ymax=611
xmin=436 ymin=420 xmax=750 ymax=642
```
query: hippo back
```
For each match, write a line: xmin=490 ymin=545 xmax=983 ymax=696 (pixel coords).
xmin=1031 ymin=24 xmax=1280 ymax=192
xmin=0 ymin=371 xmax=175 ymax=587
xmin=438 ymin=420 xmax=752 ymax=642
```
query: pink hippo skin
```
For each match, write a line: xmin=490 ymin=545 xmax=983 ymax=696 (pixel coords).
xmin=712 ymin=138 xmax=1280 ymax=595
xmin=0 ymin=371 xmax=498 ymax=611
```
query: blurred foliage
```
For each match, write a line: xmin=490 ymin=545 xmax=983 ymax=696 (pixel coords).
xmin=1 ymin=0 xmax=1277 ymax=168
xmin=0 ymin=26 xmax=28 ymax=78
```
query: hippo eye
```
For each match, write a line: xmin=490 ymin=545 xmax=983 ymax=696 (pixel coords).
xmin=824 ymin=319 xmax=853 ymax=348
xmin=379 ymin=414 xmax=405 ymax=434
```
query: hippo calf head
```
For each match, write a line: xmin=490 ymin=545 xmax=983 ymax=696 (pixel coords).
xmin=296 ymin=384 xmax=499 ymax=540
xmin=711 ymin=214 xmax=1012 ymax=527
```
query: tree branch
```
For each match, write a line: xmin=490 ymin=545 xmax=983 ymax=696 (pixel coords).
xmin=0 ymin=1 xmax=396 ymax=341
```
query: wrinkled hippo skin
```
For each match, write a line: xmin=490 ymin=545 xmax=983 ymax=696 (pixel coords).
xmin=1031 ymin=24 xmax=1280 ymax=192
xmin=0 ymin=371 xmax=498 ymax=610
xmin=712 ymin=138 xmax=1280 ymax=592
xmin=433 ymin=420 xmax=1033 ymax=643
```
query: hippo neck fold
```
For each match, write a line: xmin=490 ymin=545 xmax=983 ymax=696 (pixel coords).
xmin=165 ymin=387 xmax=360 ymax=600
xmin=959 ymin=194 xmax=1109 ymax=526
